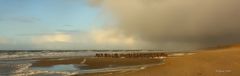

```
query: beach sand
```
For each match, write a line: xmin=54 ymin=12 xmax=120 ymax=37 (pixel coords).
xmin=81 ymin=46 xmax=240 ymax=76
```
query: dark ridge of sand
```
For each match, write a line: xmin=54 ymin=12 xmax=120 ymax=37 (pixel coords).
xmin=79 ymin=46 xmax=240 ymax=76
xmin=32 ymin=57 xmax=163 ymax=69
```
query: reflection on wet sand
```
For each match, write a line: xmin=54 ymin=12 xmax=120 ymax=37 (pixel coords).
xmin=0 ymin=60 xmax=32 ymax=76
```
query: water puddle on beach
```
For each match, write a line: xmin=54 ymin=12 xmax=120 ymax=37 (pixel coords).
xmin=31 ymin=64 xmax=79 ymax=71
xmin=30 ymin=63 xmax=160 ymax=76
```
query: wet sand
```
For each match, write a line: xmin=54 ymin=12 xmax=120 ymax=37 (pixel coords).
xmin=33 ymin=57 xmax=163 ymax=69
xmin=80 ymin=46 xmax=240 ymax=76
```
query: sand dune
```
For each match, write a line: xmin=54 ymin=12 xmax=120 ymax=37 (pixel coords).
xmin=85 ymin=46 xmax=240 ymax=76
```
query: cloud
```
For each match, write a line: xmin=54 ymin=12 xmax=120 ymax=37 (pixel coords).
xmin=0 ymin=37 xmax=8 ymax=44
xmin=29 ymin=28 xmax=137 ymax=49
xmin=91 ymin=0 xmax=240 ymax=50
xmin=32 ymin=33 xmax=72 ymax=44
xmin=56 ymin=29 xmax=81 ymax=34
xmin=90 ymin=28 xmax=135 ymax=46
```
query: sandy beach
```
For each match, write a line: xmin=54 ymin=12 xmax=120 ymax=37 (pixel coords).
xmin=80 ymin=45 xmax=240 ymax=76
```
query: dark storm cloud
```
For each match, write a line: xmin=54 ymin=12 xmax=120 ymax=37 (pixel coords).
xmin=90 ymin=0 xmax=240 ymax=50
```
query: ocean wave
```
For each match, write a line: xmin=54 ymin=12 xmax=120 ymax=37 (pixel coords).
xmin=0 ymin=51 xmax=97 ymax=60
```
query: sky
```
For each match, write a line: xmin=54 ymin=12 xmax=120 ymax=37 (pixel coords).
xmin=0 ymin=0 xmax=135 ymax=50
xmin=1 ymin=0 xmax=240 ymax=50
xmin=0 ymin=0 xmax=102 ymax=50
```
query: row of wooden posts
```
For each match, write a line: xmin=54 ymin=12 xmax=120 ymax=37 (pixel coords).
xmin=95 ymin=52 xmax=168 ymax=58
